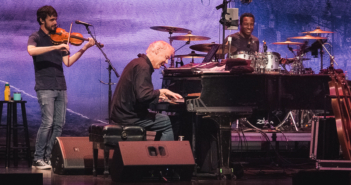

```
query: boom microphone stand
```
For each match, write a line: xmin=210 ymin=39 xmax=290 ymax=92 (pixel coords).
xmin=216 ymin=0 xmax=238 ymax=56
xmin=84 ymin=25 xmax=120 ymax=124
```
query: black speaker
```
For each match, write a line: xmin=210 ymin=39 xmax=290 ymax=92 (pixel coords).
xmin=0 ymin=173 xmax=42 ymax=185
xmin=293 ymin=170 xmax=349 ymax=185
xmin=51 ymin=137 xmax=113 ymax=175
xmin=317 ymin=118 xmax=340 ymax=159
xmin=110 ymin=141 xmax=195 ymax=182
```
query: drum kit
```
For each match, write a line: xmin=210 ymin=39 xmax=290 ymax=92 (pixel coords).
xmin=150 ymin=25 xmax=334 ymax=74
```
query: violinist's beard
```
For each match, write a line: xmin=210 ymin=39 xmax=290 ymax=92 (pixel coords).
xmin=44 ymin=22 xmax=57 ymax=34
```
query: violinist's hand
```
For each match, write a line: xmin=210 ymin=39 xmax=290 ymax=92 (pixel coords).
xmin=84 ymin=38 xmax=95 ymax=49
xmin=56 ymin=43 xmax=69 ymax=51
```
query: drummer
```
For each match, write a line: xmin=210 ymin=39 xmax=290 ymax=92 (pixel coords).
xmin=225 ymin=13 xmax=259 ymax=54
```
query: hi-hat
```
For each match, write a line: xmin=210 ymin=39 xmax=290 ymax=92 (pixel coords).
xmin=302 ymin=26 xmax=334 ymax=34
xmin=170 ymin=33 xmax=210 ymax=41
xmin=290 ymin=33 xmax=327 ymax=40
xmin=150 ymin=26 xmax=191 ymax=34
xmin=280 ymin=58 xmax=311 ymax=64
xmin=174 ymin=51 xmax=206 ymax=58
xmin=273 ymin=39 xmax=304 ymax=45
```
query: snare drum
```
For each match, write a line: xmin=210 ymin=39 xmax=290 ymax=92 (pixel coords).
xmin=230 ymin=51 xmax=256 ymax=68
xmin=231 ymin=51 xmax=255 ymax=60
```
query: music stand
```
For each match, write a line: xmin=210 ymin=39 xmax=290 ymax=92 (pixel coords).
xmin=202 ymin=44 xmax=220 ymax=63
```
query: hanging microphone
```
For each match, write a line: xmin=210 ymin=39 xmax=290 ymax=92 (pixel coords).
xmin=75 ymin=20 xmax=92 ymax=26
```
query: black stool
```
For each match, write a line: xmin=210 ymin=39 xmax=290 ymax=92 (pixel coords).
xmin=0 ymin=101 xmax=31 ymax=168
xmin=88 ymin=123 xmax=145 ymax=177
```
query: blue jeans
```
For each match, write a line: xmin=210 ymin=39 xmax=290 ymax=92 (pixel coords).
xmin=34 ymin=90 xmax=67 ymax=161
xmin=135 ymin=113 xmax=174 ymax=141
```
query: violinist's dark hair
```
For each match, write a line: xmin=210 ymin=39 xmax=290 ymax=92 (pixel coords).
xmin=37 ymin=5 xmax=57 ymax=25
xmin=240 ymin=13 xmax=255 ymax=25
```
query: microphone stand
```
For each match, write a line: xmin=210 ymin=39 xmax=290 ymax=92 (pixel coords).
xmin=84 ymin=25 xmax=120 ymax=124
xmin=217 ymin=0 xmax=238 ymax=57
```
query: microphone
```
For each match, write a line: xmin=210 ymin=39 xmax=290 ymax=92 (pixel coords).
xmin=75 ymin=20 xmax=92 ymax=26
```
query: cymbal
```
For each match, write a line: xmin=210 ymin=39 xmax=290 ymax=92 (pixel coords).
xmin=273 ymin=39 xmax=304 ymax=45
xmin=280 ymin=58 xmax=311 ymax=64
xmin=302 ymin=26 xmax=334 ymax=34
xmin=150 ymin=26 xmax=191 ymax=34
xmin=290 ymin=34 xmax=327 ymax=40
xmin=190 ymin=43 xmax=229 ymax=54
xmin=174 ymin=51 xmax=206 ymax=58
xmin=170 ymin=33 xmax=210 ymax=41
xmin=287 ymin=58 xmax=311 ymax=61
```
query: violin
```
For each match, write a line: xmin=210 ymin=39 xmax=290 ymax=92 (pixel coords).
xmin=50 ymin=27 xmax=104 ymax=48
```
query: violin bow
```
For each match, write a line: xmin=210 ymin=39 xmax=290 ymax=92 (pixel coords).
xmin=67 ymin=22 xmax=73 ymax=65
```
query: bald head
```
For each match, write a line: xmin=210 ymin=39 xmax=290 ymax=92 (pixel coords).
xmin=146 ymin=41 xmax=174 ymax=69
xmin=146 ymin=41 xmax=174 ymax=55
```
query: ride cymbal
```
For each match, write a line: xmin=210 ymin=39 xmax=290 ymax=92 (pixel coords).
xmin=302 ymin=26 xmax=334 ymax=34
xmin=150 ymin=26 xmax=191 ymax=34
xmin=170 ymin=33 xmax=210 ymax=41
xmin=273 ymin=39 xmax=304 ymax=45
xmin=290 ymin=34 xmax=327 ymax=40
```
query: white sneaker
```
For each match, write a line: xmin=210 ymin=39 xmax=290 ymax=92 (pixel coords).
xmin=32 ymin=160 xmax=51 ymax=170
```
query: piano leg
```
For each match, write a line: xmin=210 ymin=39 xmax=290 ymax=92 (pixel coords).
xmin=211 ymin=116 xmax=234 ymax=180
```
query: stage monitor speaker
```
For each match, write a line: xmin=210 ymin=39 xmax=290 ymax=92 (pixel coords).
xmin=51 ymin=137 xmax=113 ymax=175
xmin=110 ymin=141 xmax=195 ymax=182
xmin=0 ymin=173 xmax=42 ymax=185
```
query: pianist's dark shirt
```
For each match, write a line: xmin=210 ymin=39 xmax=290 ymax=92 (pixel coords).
xmin=110 ymin=54 xmax=160 ymax=125
xmin=226 ymin=32 xmax=259 ymax=54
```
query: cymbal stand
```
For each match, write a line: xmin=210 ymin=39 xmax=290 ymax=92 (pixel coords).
xmin=84 ymin=25 xmax=120 ymax=124
xmin=175 ymin=58 xmax=184 ymax=67
xmin=317 ymin=40 xmax=337 ymax=68
xmin=170 ymin=38 xmax=191 ymax=68
xmin=168 ymin=31 xmax=175 ymax=68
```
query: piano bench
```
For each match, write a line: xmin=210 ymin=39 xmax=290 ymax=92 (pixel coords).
xmin=88 ymin=123 xmax=146 ymax=177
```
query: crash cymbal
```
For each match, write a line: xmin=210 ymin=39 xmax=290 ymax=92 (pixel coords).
xmin=190 ymin=43 xmax=228 ymax=52
xmin=150 ymin=26 xmax=191 ymax=34
xmin=290 ymin=33 xmax=327 ymax=40
xmin=174 ymin=51 xmax=206 ymax=58
xmin=302 ymin=26 xmax=334 ymax=34
xmin=170 ymin=33 xmax=210 ymax=41
xmin=273 ymin=39 xmax=304 ymax=45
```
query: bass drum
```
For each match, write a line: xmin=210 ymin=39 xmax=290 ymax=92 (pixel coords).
xmin=241 ymin=109 xmax=315 ymax=130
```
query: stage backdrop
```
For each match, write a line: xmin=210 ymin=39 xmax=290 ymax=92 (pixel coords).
xmin=0 ymin=0 xmax=350 ymax=146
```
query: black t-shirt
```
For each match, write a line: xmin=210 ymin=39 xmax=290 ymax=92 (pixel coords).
xmin=110 ymin=54 xmax=160 ymax=125
xmin=226 ymin=32 xmax=259 ymax=54
xmin=28 ymin=29 xmax=68 ymax=91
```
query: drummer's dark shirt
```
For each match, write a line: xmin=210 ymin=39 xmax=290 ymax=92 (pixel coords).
xmin=28 ymin=28 xmax=68 ymax=91
xmin=110 ymin=54 xmax=160 ymax=125
xmin=226 ymin=32 xmax=259 ymax=54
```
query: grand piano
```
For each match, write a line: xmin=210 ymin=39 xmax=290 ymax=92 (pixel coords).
xmin=155 ymin=66 xmax=331 ymax=179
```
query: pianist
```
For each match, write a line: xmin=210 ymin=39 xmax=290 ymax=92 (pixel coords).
xmin=110 ymin=40 xmax=182 ymax=141
xmin=225 ymin=12 xmax=259 ymax=54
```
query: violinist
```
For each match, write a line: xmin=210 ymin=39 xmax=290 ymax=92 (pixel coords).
xmin=27 ymin=5 xmax=95 ymax=170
